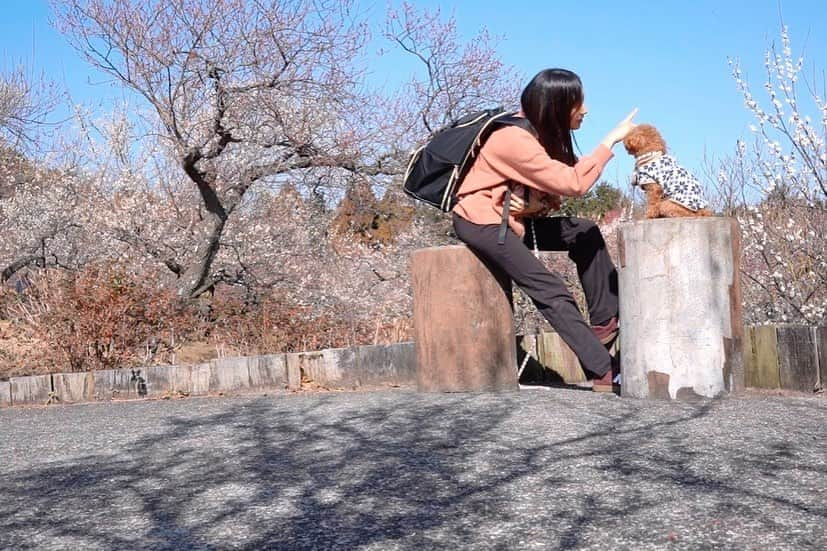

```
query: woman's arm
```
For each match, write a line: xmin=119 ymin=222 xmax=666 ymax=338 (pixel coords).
xmin=482 ymin=128 xmax=612 ymax=197
xmin=483 ymin=109 xmax=638 ymax=197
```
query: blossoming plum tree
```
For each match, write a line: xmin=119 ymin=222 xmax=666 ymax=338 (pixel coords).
xmin=726 ymin=25 xmax=826 ymax=324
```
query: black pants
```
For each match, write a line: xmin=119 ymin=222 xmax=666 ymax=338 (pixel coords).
xmin=453 ymin=214 xmax=618 ymax=376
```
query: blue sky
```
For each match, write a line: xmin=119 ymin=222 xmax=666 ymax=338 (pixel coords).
xmin=1 ymin=0 xmax=826 ymax=190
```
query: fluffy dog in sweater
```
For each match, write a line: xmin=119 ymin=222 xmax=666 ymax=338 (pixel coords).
xmin=623 ymin=124 xmax=712 ymax=218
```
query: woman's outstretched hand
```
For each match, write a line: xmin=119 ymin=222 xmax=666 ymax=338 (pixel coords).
xmin=601 ymin=108 xmax=638 ymax=149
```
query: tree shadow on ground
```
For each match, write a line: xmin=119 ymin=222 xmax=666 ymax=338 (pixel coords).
xmin=0 ymin=391 xmax=825 ymax=549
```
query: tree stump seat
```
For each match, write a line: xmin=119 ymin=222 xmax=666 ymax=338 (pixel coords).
xmin=410 ymin=245 xmax=518 ymax=392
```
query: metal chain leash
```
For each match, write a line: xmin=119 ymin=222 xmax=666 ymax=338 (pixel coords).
xmin=517 ymin=219 xmax=540 ymax=379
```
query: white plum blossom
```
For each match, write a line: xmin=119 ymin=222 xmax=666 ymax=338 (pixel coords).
xmin=726 ymin=24 xmax=826 ymax=325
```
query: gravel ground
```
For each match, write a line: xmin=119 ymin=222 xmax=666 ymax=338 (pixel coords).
xmin=0 ymin=387 xmax=825 ymax=550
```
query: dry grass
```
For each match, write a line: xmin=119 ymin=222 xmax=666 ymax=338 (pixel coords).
xmin=0 ymin=267 xmax=414 ymax=380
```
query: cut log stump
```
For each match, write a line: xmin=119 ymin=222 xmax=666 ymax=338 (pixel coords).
xmin=618 ymin=218 xmax=745 ymax=400
xmin=411 ymin=245 xmax=518 ymax=392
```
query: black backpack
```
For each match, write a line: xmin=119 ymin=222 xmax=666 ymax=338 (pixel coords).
xmin=402 ymin=108 xmax=535 ymax=213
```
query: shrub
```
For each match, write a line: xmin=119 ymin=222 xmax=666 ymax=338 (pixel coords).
xmin=204 ymin=287 xmax=413 ymax=356
xmin=1 ymin=265 xmax=192 ymax=374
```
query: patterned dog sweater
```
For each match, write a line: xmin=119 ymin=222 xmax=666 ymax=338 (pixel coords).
xmin=632 ymin=154 xmax=708 ymax=212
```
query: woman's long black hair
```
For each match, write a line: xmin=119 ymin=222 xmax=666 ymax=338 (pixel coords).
xmin=520 ymin=68 xmax=583 ymax=166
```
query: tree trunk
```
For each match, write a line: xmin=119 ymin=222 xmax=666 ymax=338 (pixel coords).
xmin=178 ymin=212 xmax=226 ymax=299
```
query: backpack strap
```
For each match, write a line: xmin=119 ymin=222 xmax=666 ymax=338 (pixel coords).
xmin=498 ymin=188 xmax=512 ymax=244
xmin=500 ymin=116 xmax=536 ymax=136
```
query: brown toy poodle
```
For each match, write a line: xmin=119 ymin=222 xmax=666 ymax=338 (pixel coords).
xmin=623 ymin=124 xmax=712 ymax=219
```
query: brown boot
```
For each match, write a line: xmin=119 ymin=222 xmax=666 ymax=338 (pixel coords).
xmin=591 ymin=317 xmax=620 ymax=393
xmin=591 ymin=368 xmax=615 ymax=393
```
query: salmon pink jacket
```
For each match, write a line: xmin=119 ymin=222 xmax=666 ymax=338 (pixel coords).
xmin=453 ymin=123 xmax=613 ymax=237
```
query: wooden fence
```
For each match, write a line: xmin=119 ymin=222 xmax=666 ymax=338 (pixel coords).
xmin=0 ymin=343 xmax=417 ymax=408
xmin=2 ymin=324 xmax=823 ymax=407
xmin=518 ymin=324 xmax=825 ymax=393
